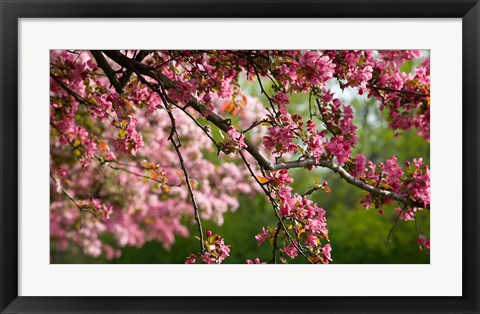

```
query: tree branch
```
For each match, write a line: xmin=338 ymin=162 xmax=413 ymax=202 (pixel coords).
xmin=272 ymin=158 xmax=428 ymax=209
xmin=120 ymin=50 xmax=154 ymax=88
xmin=367 ymin=84 xmax=430 ymax=97
xmin=90 ymin=51 xmax=123 ymax=94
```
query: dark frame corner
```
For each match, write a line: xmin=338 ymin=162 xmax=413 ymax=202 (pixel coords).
xmin=1 ymin=0 xmax=479 ymax=313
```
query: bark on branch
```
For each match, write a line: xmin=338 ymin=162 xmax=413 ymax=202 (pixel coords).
xmin=90 ymin=51 xmax=123 ymax=94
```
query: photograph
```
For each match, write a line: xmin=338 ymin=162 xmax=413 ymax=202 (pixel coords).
xmin=49 ymin=49 xmax=430 ymax=265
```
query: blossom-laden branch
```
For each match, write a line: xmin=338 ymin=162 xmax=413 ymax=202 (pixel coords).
xmin=50 ymin=173 xmax=113 ymax=223
xmin=50 ymin=80 xmax=173 ymax=189
xmin=239 ymin=151 xmax=314 ymax=264
xmin=49 ymin=49 xmax=430 ymax=263
xmin=98 ymin=50 xmax=428 ymax=211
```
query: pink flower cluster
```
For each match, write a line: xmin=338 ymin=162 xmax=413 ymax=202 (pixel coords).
xmin=405 ymin=158 xmax=430 ymax=208
xmin=263 ymin=125 xmax=298 ymax=155
xmin=257 ymin=169 xmax=332 ymax=264
xmin=369 ymin=50 xmax=430 ymax=140
xmin=326 ymin=50 xmax=375 ymax=93
xmin=294 ymin=51 xmax=335 ymax=89
xmin=185 ymin=231 xmax=231 ymax=264
xmin=222 ymin=126 xmax=247 ymax=154
xmin=255 ymin=226 xmax=274 ymax=246
xmin=320 ymin=96 xmax=358 ymax=165
xmin=350 ymin=154 xmax=367 ymax=178
xmin=417 ymin=235 xmax=430 ymax=253
xmin=352 ymin=156 xmax=430 ymax=218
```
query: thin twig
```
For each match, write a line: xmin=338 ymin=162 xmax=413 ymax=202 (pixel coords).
xmin=50 ymin=173 xmax=85 ymax=213
xmin=270 ymin=222 xmax=281 ymax=264
xmin=166 ymin=108 xmax=205 ymax=253
xmin=252 ymin=65 xmax=277 ymax=114
xmin=387 ymin=209 xmax=404 ymax=242
xmin=241 ymin=119 xmax=271 ymax=134
xmin=367 ymin=84 xmax=430 ymax=97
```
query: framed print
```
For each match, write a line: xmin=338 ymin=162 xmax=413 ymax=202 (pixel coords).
xmin=1 ymin=0 xmax=479 ymax=313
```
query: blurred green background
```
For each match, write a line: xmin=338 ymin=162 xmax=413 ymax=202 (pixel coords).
xmin=55 ymin=57 xmax=429 ymax=264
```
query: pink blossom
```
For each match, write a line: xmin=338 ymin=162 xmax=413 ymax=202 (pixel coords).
xmin=418 ymin=235 xmax=430 ymax=252
xmin=255 ymin=227 xmax=271 ymax=246
xmin=226 ymin=126 xmax=247 ymax=148
xmin=305 ymin=235 xmax=318 ymax=248
xmin=273 ymin=92 xmax=290 ymax=106
xmin=284 ymin=243 xmax=298 ymax=259
xmin=246 ymin=258 xmax=267 ymax=264
xmin=321 ymin=244 xmax=332 ymax=263
xmin=263 ymin=125 xmax=297 ymax=155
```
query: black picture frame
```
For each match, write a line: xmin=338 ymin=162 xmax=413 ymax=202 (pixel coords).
xmin=1 ymin=0 xmax=479 ymax=313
